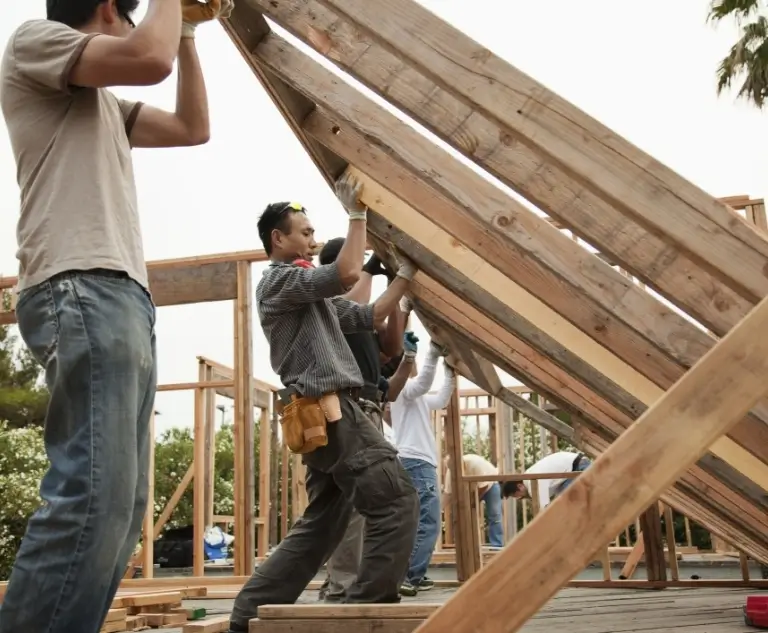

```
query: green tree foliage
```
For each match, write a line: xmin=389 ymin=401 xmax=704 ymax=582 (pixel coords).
xmin=709 ymin=0 xmax=768 ymax=107
xmin=0 ymin=290 xmax=48 ymax=428
xmin=0 ymin=421 xmax=47 ymax=579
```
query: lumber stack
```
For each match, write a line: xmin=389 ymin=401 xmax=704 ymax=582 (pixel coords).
xmin=100 ymin=589 xmax=208 ymax=632
xmin=249 ymin=604 xmax=441 ymax=633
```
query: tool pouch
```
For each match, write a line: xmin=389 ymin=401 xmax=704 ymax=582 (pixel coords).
xmin=318 ymin=393 xmax=342 ymax=422
xmin=279 ymin=396 xmax=329 ymax=455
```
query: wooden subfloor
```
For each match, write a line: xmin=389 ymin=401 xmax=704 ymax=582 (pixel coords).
xmin=247 ymin=586 xmax=761 ymax=633
xmin=522 ymin=586 xmax=757 ymax=632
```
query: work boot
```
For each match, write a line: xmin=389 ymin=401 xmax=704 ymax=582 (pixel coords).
xmin=417 ymin=576 xmax=434 ymax=591
xmin=399 ymin=580 xmax=418 ymax=597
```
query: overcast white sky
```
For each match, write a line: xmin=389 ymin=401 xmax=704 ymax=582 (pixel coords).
xmin=1 ymin=1 xmax=765 ymax=437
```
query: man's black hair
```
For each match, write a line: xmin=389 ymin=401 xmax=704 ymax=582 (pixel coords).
xmin=48 ymin=0 xmax=140 ymax=28
xmin=318 ymin=237 xmax=345 ymax=265
xmin=257 ymin=202 xmax=307 ymax=256
xmin=500 ymin=480 xmax=525 ymax=499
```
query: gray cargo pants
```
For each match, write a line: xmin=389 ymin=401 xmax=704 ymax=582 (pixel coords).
xmin=230 ymin=394 xmax=418 ymax=630
xmin=319 ymin=400 xmax=384 ymax=601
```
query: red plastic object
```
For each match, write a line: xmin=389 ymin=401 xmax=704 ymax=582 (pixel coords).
xmin=745 ymin=596 xmax=768 ymax=629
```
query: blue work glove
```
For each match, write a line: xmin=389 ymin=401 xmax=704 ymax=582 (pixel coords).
xmin=403 ymin=331 xmax=419 ymax=359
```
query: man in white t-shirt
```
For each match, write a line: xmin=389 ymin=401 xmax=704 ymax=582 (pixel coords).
xmin=444 ymin=453 xmax=504 ymax=548
xmin=386 ymin=331 xmax=455 ymax=596
xmin=501 ymin=451 xmax=591 ymax=510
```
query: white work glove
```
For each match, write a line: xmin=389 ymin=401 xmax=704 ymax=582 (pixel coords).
xmin=430 ymin=341 xmax=449 ymax=357
xmin=335 ymin=173 xmax=367 ymax=221
xmin=182 ymin=0 xmax=234 ymax=39
xmin=399 ymin=295 xmax=413 ymax=314
xmin=395 ymin=253 xmax=417 ymax=281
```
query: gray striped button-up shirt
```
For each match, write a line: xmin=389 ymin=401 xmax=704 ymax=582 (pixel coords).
xmin=256 ymin=261 xmax=375 ymax=397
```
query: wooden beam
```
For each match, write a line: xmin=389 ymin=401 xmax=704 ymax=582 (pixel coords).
xmin=413 ymin=288 xmax=768 ymax=631
xmin=193 ymin=373 xmax=206 ymax=576
xmin=248 ymin=0 xmax=764 ymax=338
xmin=233 ymin=261 xmax=256 ymax=576
xmin=638 ymin=505 xmax=666 ymax=583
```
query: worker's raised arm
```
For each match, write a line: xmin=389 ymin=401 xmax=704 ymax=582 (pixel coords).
xmin=29 ymin=0 xmax=183 ymax=90
xmin=425 ymin=359 xmax=456 ymax=410
xmin=333 ymin=174 xmax=369 ymax=289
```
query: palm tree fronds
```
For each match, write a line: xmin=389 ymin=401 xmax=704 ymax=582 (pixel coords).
xmin=715 ymin=15 xmax=768 ymax=107
xmin=708 ymin=0 xmax=762 ymax=24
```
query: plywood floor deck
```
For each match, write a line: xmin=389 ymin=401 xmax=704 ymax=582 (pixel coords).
xmin=252 ymin=586 xmax=759 ymax=633
xmin=521 ymin=586 xmax=757 ymax=632
xmin=111 ymin=584 xmax=764 ymax=632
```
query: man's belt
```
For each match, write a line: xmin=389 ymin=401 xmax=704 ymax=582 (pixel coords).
xmin=276 ymin=385 xmax=364 ymax=410
xmin=360 ymin=383 xmax=382 ymax=403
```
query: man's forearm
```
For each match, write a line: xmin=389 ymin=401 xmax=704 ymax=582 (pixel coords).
xmin=336 ymin=218 xmax=367 ymax=288
xmin=372 ymin=276 xmax=409 ymax=326
xmin=387 ymin=355 xmax=414 ymax=402
xmin=378 ymin=304 xmax=405 ymax=358
xmin=133 ymin=0 xmax=182 ymax=64
xmin=342 ymin=272 xmax=373 ymax=303
xmin=175 ymin=40 xmax=209 ymax=144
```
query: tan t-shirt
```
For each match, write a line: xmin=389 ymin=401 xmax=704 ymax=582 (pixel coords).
xmin=0 ymin=19 xmax=148 ymax=292
xmin=444 ymin=453 xmax=499 ymax=495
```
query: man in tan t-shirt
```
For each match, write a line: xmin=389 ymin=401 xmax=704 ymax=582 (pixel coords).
xmin=0 ymin=2 xmax=231 ymax=632
xmin=443 ymin=453 xmax=504 ymax=548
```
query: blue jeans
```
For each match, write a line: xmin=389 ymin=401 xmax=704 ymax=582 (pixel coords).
xmin=401 ymin=457 xmax=440 ymax=584
xmin=0 ymin=270 xmax=157 ymax=633
xmin=481 ymin=483 xmax=504 ymax=547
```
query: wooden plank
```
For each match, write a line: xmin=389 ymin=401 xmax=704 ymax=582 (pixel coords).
xmin=250 ymin=620 xmax=422 ymax=633
xmin=247 ymin=0 xmax=763 ymax=338
xmin=0 ymin=260 xmax=239 ymax=325
xmin=183 ymin=616 xmax=231 ymax=633
xmin=414 ymin=291 xmax=768 ymax=632
xmin=639 ymin=505 xmax=666 ymax=583
xmin=320 ymin=0 xmax=768 ymax=293
xmin=257 ymin=604 xmax=443 ymax=619
xmin=193 ymin=369 xmax=207 ymax=576
xmin=234 ymin=261 xmax=256 ymax=576
xmin=141 ymin=410 xmax=156 ymax=578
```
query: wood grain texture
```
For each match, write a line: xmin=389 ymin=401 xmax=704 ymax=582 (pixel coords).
xmin=247 ymin=0 xmax=762 ymax=336
xmin=246 ymin=24 xmax=768 ymax=484
xmin=321 ymin=0 xmax=768 ymax=301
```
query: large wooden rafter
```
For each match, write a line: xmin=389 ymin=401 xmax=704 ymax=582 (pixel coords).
xmin=250 ymin=0 xmax=768 ymax=333
xmin=219 ymin=1 xmax=768 ymax=569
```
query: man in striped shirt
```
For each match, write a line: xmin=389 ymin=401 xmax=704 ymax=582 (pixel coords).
xmin=229 ymin=175 xmax=419 ymax=632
